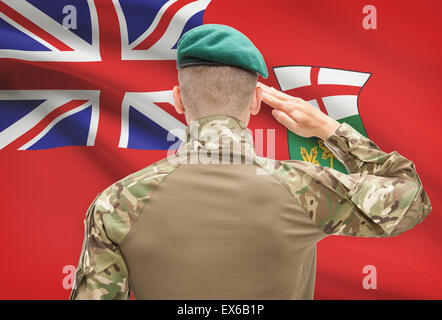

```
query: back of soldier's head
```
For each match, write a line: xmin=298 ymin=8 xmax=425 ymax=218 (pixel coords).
xmin=175 ymin=24 xmax=267 ymax=121
xmin=178 ymin=65 xmax=258 ymax=119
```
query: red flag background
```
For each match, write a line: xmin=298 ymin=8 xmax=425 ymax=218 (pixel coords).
xmin=0 ymin=0 xmax=441 ymax=299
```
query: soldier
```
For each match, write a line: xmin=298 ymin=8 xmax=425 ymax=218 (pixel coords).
xmin=70 ymin=24 xmax=431 ymax=300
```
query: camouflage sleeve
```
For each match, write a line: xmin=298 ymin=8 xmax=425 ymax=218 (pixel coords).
xmin=69 ymin=157 xmax=181 ymax=300
xmin=69 ymin=190 xmax=130 ymax=300
xmin=278 ymin=122 xmax=432 ymax=237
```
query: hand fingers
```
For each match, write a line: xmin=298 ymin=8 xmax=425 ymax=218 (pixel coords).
xmin=262 ymin=91 xmax=293 ymax=113
xmin=271 ymin=109 xmax=299 ymax=132
xmin=258 ymin=82 xmax=303 ymax=103
xmin=258 ymin=83 xmax=290 ymax=101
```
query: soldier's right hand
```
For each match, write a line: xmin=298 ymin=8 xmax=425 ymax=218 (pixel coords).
xmin=258 ymin=82 xmax=340 ymax=140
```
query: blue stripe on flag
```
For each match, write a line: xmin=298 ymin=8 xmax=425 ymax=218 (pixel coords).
xmin=127 ymin=105 xmax=181 ymax=150
xmin=0 ymin=99 xmax=46 ymax=132
xmin=26 ymin=0 xmax=93 ymax=45
xmin=0 ymin=18 xmax=50 ymax=51
xmin=171 ymin=10 xmax=204 ymax=49
xmin=119 ymin=0 xmax=169 ymax=45
xmin=28 ymin=105 xmax=92 ymax=150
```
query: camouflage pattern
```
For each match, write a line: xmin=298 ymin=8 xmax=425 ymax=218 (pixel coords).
xmin=175 ymin=115 xmax=431 ymax=237
xmin=258 ymin=122 xmax=432 ymax=237
xmin=70 ymin=156 xmax=181 ymax=300
xmin=176 ymin=115 xmax=256 ymax=164
xmin=70 ymin=115 xmax=432 ymax=299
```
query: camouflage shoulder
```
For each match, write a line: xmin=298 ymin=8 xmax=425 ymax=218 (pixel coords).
xmin=274 ymin=158 xmax=359 ymax=195
xmin=253 ymin=155 xmax=334 ymax=193
xmin=254 ymin=156 xmax=365 ymax=230
xmin=254 ymin=155 xmax=345 ymax=189
xmin=96 ymin=154 xmax=182 ymax=244
xmin=256 ymin=157 xmax=350 ymax=192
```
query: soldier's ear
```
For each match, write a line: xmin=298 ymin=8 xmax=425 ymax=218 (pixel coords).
xmin=172 ymin=85 xmax=185 ymax=115
xmin=250 ymin=85 xmax=262 ymax=116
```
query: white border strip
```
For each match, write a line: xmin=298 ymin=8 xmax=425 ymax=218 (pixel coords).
xmin=119 ymin=91 xmax=186 ymax=148
xmin=0 ymin=90 xmax=100 ymax=150
xmin=115 ymin=0 xmax=211 ymax=60
xmin=0 ymin=0 xmax=100 ymax=61
xmin=19 ymin=101 xmax=92 ymax=150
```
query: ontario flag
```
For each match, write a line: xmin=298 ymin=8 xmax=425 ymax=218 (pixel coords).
xmin=0 ymin=0 xmax=440 ymax=299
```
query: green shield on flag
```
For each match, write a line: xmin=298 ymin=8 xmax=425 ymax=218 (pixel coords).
xmin=273 ymin=65 xmax=371 ymax=173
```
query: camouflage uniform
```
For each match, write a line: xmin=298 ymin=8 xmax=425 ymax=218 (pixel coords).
xmin=70 ymin=115 xmax=431 ymax=300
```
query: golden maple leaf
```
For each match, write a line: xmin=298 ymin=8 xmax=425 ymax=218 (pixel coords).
xmin=318 ymin=139 xmax=334 ymax=168
xmin=300 ymin=146 xmax=320 ymax=165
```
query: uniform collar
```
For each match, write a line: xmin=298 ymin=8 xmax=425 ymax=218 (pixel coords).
xmin=176 ymin=115 xmax=255 ymax=159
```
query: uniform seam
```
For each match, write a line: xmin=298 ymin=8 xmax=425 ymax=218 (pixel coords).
xmin=254 ymin=159 xmax=328 ymax=237
xmin=254 ymin=160 xmax=305 ymax=208
xmin=118 ymin=159 xmax=183 ymax=298
xmin=119 ymin=160 xmax=184 ymax=247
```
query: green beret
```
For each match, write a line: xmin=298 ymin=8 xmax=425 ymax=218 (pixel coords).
xmin=176 ymin=24 xmax=268 ymax=78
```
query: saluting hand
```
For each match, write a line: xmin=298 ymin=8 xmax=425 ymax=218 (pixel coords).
xmin=258 ymin=82 xmax=340 ymax=140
